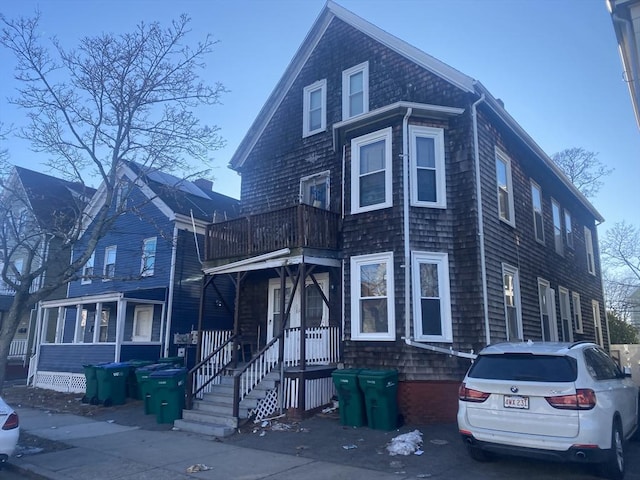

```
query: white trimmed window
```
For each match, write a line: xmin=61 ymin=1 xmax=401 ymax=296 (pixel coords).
xmin=592 ymin=300 xmax=603 ymax=347
xmin=141 ymin=237 xmax=157 ymax=277
xmin=552 ymin=199 xmax=563 ymax=255
xmin=103 ymin=245 xmax=116 ymax=280
xmin=502 ymin=264 xmax=523 ymax=341
xmin=303 ymin=79 xmax=327 ymax=137
xmin=342 ymin=61 xmax=369 ymax=119
xmin=572 ymin=292 xmax=583 ymax=333
xmin=351 ymin=128 xmax=392 ymax=214
xmin=584 ymin=226 xmax=595 ymax=275
xmin=81 ymin=252 xmax=95 ymax=285
xmin=558 ymin=287 xmax=573 ymax=342
xmin=412 ymin=252 xmax=452 ymax=342
xmin=564 ymin=210 xmax=574 ymax=249
xmin=409 ymin=126 xmax=446 ymax=208
xmin=495 ymin=148 xmax=515 ymax=226
xmin=538 ymin=278 xmax=558 ymax=342
xmin=350 ymin=252 xmax=395 ymax=341
xmin=300 ymin=171 xmax=330 ymax=210
xmin=132 ymin=305 xmax=153 ymax=342
xmin=530 ymin=182 xmax=544 ymax=243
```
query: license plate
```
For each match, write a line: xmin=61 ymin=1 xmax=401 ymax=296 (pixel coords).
xmin=504 ymin=395 xmax=529 ymax=409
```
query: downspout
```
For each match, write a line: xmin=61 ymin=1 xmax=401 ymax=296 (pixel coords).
xmin=402 ymin=108 xmax=413 ymax=342
xmin=164 ymin=224 xmax=179 ymax=357
xmin=472 ymin=93 xmax=490 ymax=346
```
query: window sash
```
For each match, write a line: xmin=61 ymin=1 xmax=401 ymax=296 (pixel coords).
xmin=585 ymin=227 xmax=595 ymax=275
xmin=141 ymin=237 xmax=157 ymax=276
xmin=531 ymin=183 xmax=544 ymax=243
xmin=410 ymin=126 xmax=446 ymax=208
xmin=558 ymin=287 xmax=573 ymax=342
xmin=82 ymin=253 xmax=95 ymax=284
xmin=552 ymin=200 xmax=563 ymax=254
xmin=412 ymin=252 xmax=452 ymax=342
xmin=495 ymin=149 xmax=514 ymax=225
xmin=350 ymin=252 xmax=395 ymax=341
xmin=572 ymin=292 xmax=583 ymax=333
xmin=502 ymin=264 xmax=523 ymax=341
xmin=592 ymin=300 xmax=603 ymax=347
xmin=351 ymin=128 xmax=392 ymax=213
xmin=564 ymin=210 xmax=574 ymax=249
xmin=342 ymin=62 xmax=369 ymax=120
xmin=104 ymin=246 xmax=116 ymax=280
xmin=303 ymin=80 xmax=326 ymax=137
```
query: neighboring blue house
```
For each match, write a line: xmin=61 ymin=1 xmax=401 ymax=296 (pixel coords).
xmin=30 ymin=162 xmax=239 ymax=393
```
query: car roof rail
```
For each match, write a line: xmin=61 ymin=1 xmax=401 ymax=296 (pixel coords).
xmin=568 ymin=340 xmax=592 ymax=349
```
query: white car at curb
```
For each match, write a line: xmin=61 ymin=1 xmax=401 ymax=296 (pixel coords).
xmin=0 ymin=396 xmax=19 ymax=467
xmin=458 ymin=341 xmax=639 ymax=480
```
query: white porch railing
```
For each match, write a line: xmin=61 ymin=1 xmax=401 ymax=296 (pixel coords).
xmin=8 ymin=339 xmax=27 ymax=358
xmin=192 ymin=330 xmax=234 ymax=397
xmin=237 ymin=338 xmax=280 ymax=406
xmin=283 ymin=326 xmax=340 ymax=366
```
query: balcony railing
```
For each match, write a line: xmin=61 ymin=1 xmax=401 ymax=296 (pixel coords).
xmin=205 ymin=204 xmax=340 ymax=260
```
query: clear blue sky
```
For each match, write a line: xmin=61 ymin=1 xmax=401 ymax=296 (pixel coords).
xmin=1 ymin=0 xmax=639 ymax=239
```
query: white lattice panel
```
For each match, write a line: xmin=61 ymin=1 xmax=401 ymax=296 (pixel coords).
xmin=34 ymin=372 xmax=86 ymax=393
xmin=251 ymin=388 xmax=278 ymax=420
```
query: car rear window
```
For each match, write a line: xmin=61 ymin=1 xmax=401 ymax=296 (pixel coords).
xmin=468 ymin=354 xmax=577 ymax=382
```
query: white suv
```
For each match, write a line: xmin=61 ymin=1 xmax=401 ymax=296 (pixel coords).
xmin=457 ymin=341 xmax=638 ymax=480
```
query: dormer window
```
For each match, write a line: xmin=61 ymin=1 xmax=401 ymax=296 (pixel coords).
xmin=342 ymin=62 xmax=369 ymax=120
xmin=303 ymin=80 xmax=327 ymax=137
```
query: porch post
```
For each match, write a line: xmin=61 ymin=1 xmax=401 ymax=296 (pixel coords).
xmin=196 ymin=275 xmax=209 ymax=367
xmin=278 ymin=266 xmax=286 ymax=414
xmin=297 ymin=262 xmax=307 ymax=413
xmin=114 ymin=299 xmax=126 ymax=362
xmin=232 ymin=271 xmax=242 ymax=368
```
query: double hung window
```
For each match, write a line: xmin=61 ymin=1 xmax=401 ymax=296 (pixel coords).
xmin=351 ymin=128 xmax=392 ymax=213
xmin=342 ymin=62 xmax=369 ymax=119
xmin=303 ymin=79 xmax=327 ymax=137
xmin=409 ymin=126 xmax=446 ymax=208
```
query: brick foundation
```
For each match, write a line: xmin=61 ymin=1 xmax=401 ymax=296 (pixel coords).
xmin=397 ymin=380 xmax=460 ymax=424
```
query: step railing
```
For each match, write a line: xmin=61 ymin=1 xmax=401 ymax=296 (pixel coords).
xmin=186 ymin=334 xmax=237 ymax=409
xmin=8 ymin=339 xmax=28 ymax=359
xmin=232 ymin=336 xmax=280 ymax=417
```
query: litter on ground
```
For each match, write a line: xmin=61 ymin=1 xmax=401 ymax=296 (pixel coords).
xmin=386 ymin=430 xmax=423 ymax=456
xmin=186 ymin=464 xmax=212 ymax=473
xmin=342 ymin=444 xmax=358 ymax=450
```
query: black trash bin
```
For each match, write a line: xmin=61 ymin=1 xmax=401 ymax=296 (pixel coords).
xmin=331 ymin=369 xmax=366 ymax=427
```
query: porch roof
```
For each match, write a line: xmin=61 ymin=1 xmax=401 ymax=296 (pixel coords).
xmin=39 ymin=288 xmax=166 ymax=309
xmin=203 ymin=248 xmax=341 ymax=276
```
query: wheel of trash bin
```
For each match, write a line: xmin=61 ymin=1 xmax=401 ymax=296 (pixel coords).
xmin=103 ymin=398 xmax=113 ymax=407
xmin=90 ymin=396 xmax=99 ymax=405
xmin=81 ymin=396 xmax=89 ymax=404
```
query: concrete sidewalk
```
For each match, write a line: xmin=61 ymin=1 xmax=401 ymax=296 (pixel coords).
xmin=8 ymin=407 xmax=402 ymax=480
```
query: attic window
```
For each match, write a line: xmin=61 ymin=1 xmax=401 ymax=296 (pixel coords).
xmin=342 ymin=62 xmax=369 ymax=120
xmin=303 ymin=79 xmax=327 ymax=137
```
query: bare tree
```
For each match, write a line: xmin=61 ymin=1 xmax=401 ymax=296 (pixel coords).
xmin=551 ymin=147 xmax=613 ymax=199
xmin=601 ymin=221 xmax=640 ymax=328
xmin=0 ymin=13 xmax=225 ymax=391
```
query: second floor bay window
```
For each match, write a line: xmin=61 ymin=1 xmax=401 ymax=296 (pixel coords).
xmin=410 ymin=126 xmax=446 ymax=208
xmin=351 ymin=128 xmax=392 ymax=214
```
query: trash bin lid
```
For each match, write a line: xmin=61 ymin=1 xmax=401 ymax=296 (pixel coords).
xmin=149 ymin=368 xmax=188 ymax=378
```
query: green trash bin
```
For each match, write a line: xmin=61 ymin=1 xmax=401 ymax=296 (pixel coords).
xmin=95 ymin=362 xmax=130 ymax=407
xmin=149 ymin=368 xmax=188 ymax=424
xmin=81 ymin=364 xmax=105 ymax=405
xmin=136 ymin=363 xmax=171 ymax=414
xmin=156 ymin=356 xmax=184 ymax=367
xmin=331 ymin=369 xmax=366 ymax=427
xmin=126 ymin=360 xmax=154 ymax=399
xmin=357 ymin=369 xmax=399 ymax=431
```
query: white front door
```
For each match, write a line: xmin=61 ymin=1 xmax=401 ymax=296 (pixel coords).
xmin=266 ymin=274 xmax=329 ymax=362
xmin=132 ymin=305 xmax=153 ymax=342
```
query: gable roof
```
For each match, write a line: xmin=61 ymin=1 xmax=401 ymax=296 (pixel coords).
xmin=14 ymin=166 xmax=95 ymax=231
xmin=126 ymin=162 xmax=240 ymax=223
xmin=228 ymin=1 xmax=603 ymax=223
xmin=229 ymin=1 xmax=475 ymax=171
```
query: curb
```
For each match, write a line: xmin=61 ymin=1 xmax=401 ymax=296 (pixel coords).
xmin=6 ymin=460 xmax=53 ymax=479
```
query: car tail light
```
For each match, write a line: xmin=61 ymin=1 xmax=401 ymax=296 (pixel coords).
xmin=458 ymin=383 xmax=490 ymax=402
xmin=545 ymin=389 xmax=596 ymax=410
xmin=2 ymin=412 xmax=19 ymax=430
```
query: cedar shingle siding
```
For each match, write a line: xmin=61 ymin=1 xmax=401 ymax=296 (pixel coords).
xmin=211 ymin=4 xmax=606 ymax=421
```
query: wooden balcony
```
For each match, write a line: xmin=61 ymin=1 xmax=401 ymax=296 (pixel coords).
xmin=205 ymin=204 xmax=340 ymax=261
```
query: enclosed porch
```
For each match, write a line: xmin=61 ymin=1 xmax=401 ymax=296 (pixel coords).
xmin=30 ymin=289 xmax=167 ymax=392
